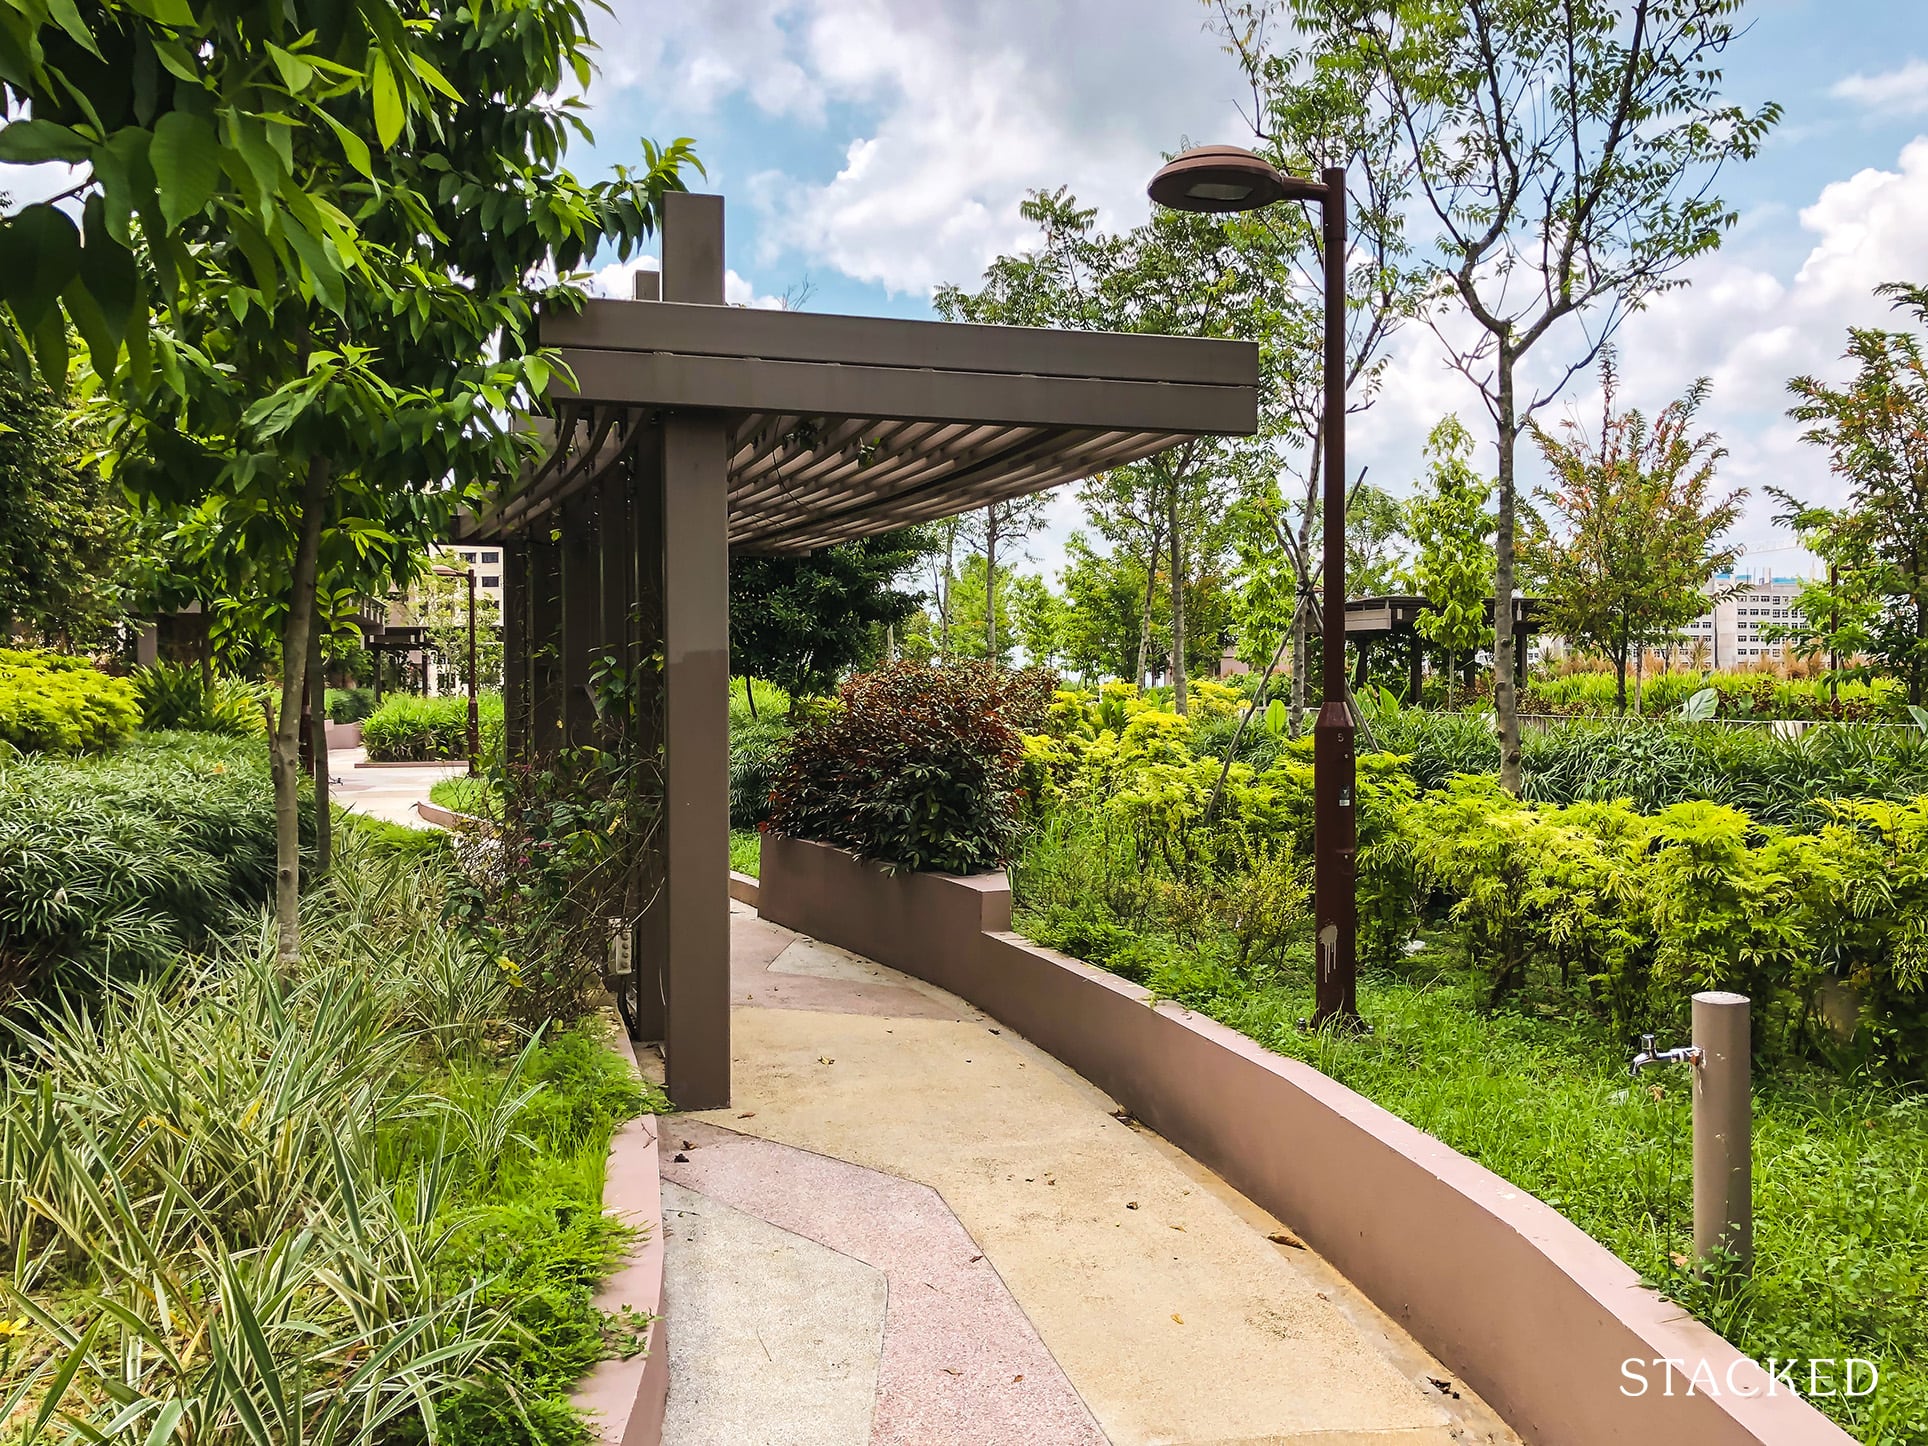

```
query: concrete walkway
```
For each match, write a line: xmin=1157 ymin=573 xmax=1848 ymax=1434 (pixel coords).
xmin=329 ymin=747 xmax=466 ymax=828
xmin=654 ymin=901 xmax=1522 ymax=1446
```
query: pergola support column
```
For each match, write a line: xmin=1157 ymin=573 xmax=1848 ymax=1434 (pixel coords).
xmin=630 ymin=428 xmax=668 ymax=1043
xmin=659 ymin=188 xmax=731 ymax=1110
xmin=660 ymin=415 xmax=730 ymax=1109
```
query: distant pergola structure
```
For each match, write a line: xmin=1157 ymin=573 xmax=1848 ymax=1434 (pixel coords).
xmin=1343 ymin=595 xmax=1546 ymax=698
xmin=460 ymin=194 xmax=1259 ymax=1108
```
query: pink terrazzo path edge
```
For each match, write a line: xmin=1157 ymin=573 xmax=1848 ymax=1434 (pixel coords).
xmin=572 ymin=1029 xmax=670 ymax=1446
xmin=664 ymin=1120 xmax=1107 ymax=1446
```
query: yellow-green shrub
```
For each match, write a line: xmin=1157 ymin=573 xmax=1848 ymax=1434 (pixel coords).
xmin=0 ymin=648 xmax=138 ymax=752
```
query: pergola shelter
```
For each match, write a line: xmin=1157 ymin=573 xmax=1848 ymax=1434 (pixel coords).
xmin=462 ymin=194 xmax=1259 ymax=1108
xmin=1345 ymin=594 xmax=1546 ymax=699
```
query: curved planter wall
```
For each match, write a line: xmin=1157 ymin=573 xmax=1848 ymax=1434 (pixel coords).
xmin=756 ymin=834 xmax=1852 ymax=1446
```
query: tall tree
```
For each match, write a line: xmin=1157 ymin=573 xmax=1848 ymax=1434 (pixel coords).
xmin=1528 ymin=356 xmax=1742 ymax=712
xmin=1211 ymin=1 xmax=1424 ymax=729
xmin=937 ymin=190 xmax=1276 ymax=714
xmin=1767 ymin=284 xmax=1928 ymax=704
xmin=963 ymin=493 xmax=1050 ymax=660
xmin=1404 ymin=418 xmax=1494 ymax=706
xmin=1057 ymin=531 xmax=1159 ymax=682
xmin=730 ymin=529 xmax=932 ymax=714
xmin=1294 ymin=0 xmax=1780 ymax=788
xmin=15 ymin=3 xmax=693 ymax=954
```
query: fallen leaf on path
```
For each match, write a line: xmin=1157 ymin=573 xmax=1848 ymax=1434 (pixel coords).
xmin=1171 ymin=1313 xmax=1184 ymax=1325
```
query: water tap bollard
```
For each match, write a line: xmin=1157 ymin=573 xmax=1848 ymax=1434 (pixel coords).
xmin=1693 ymin=990 xmax=1752 ymax=1276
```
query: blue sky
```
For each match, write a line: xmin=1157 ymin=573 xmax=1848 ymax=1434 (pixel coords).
xmin=566 ymin=0 xmax=1928 ymax=581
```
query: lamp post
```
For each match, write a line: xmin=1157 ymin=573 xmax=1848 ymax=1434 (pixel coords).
xmin=1149 ymin=145 xmax=1359 ymax=1027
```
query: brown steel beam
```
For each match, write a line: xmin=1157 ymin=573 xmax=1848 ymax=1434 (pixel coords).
xmin=551 ymin=348 xmax=1257 ymax=437
xmin=541 ymin=297 xmax=1259 ymax=388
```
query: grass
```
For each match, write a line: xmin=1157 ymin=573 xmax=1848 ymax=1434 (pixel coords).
xmin=0 ymin=831 xmax=665 ymax=1444
xmin=431 ymin=771 xmax=499 ymax=818
xmin=729 ymin=829 xmax=761 ymax=877
xmin=1021 ymin=897 xmax=1928 ymax=1444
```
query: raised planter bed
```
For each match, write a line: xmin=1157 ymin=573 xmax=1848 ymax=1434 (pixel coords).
xmin=756 ymin=833 xmax=1852 ymax=1446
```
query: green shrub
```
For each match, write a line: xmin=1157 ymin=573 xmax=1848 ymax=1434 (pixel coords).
xmin=767 ymin=661 xmax=1052 ymax=874
xmin=363 ymin=691 xmax=504 ymax=761
xmin=326 ymin=685 xmax=378 ymax=722
xmin=730 ymin=715 xmax=792 ymax=828
xmin=0 ymin=647 xmax=139 ymax=752
xmin=1374 ymin=707 xmax=1928 ymax=830
xmin=0 ymin=732 xmax=290 ymax=1010
xmin=133 ymin=661 xmax=265 ymax=736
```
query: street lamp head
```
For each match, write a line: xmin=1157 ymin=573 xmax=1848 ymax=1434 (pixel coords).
xmin=1147 ymin=145 xmax=1326 ymax=213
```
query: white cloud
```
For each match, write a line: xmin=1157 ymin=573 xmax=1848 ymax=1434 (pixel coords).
xmin=1830 ymin=58 xmax=1928 ymax=118
xmin=604 ymin=0 xmax=1250 ymax=298
xmin=584 ymin=254 xmax=784 ymax=309
xmin=1357 ymin=135 xmax=1928 ymax=568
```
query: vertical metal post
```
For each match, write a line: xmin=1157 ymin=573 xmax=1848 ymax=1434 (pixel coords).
xmin=502 ymin=542 xmax=528 ymax=764
xmin=561 ymin=497 xmax=600 ymax=747
xmin=528 ymin=533 xmax=563 ymax=755
xmin=1693 ymin=991 xmax=1752 ymax=1275
xmin=466 ymin=565 xmax=479 ymax=775
xmin=1311 ymin=166 xmax=1358 ymax=1029
xmin=660 ymin=191 xmax=731 ymax=1109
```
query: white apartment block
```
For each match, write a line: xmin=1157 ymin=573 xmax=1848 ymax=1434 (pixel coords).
xmin=430 ymin=542 xmax=506 ymax=597
xmin=1677 ymin=570 xmax=1809 ymax=667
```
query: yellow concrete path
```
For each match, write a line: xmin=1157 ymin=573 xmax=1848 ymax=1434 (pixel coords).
xmin=682 ymin=903 xmax=1521 ymax=1446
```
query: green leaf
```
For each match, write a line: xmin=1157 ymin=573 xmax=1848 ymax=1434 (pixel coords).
xmin=371 ymin=50 xmax=404 ymax=149
xmin=1680 ymin=688 xmax=1719 ymax=723
xmin=77 ymin=194 xmax=138 ymax=344
xmin=0 ymin=119 xmax=92 ymax=164
xmin=1907 ymin=705 xmax=1928 ymax=736
xmin=151 ymin=110 xmax=222 ymax=227
xmin=0 ymin=204 xmax=82 ymax=331
xmin=42 ymin=0 xmax=101 ymax=60
xmin=90 ymin=127 xmax=156 ymax=246
xmin=265 ymin=43 xmax=314 ymax=93
xmin=313 ymin=107 xmax=372 ymax=178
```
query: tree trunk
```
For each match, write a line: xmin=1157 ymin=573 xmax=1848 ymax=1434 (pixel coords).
xmin=1168 ymin=479 xmax=1187 ymax=716
xmin=1289 ymin=604 xmax=1308 ymax=735
xmin=743 ymin=674 xmax=757 ymax=719
xmin=272 ymin=457 xmax=331 ymax=962
xmin=1615 ymin=623 xmax=1629 ymax=714
xmin=938 ymin=527 xmax=954 ymax=659
xmin=1136 ymin=518 xmax=1163 ymax=688
xmin=308 ymin=604 xmax=331 ymax=877
xmin=1492 ymin=343 xmax=1522 ymax=793
xmin=984 ymin=506 xmax=999 ymax=659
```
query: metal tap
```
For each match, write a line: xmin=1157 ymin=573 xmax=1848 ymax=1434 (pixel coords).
xmin=1630 ymin=1034 xmax=1703 ymax=1076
